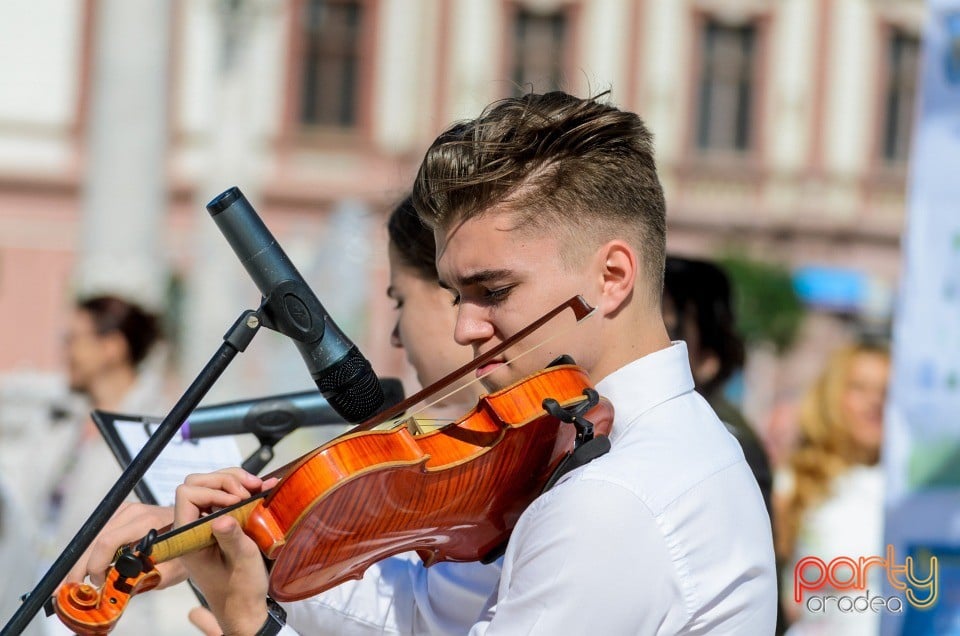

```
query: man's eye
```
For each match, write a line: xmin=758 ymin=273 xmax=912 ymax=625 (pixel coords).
xmin=451 ymin=286 xmax=512 ymax=307
xmin=485 ymin=286 xmax=513 ymax=302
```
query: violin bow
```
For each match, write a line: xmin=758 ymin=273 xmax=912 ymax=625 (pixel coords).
xmin=265 ymin=295 xmax=594 ymax=479
xmin=103 ymin=295 xmax=594 ymax=573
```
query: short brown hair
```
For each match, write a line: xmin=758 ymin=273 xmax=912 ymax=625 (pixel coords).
xmin=77 ymin=295 xmax=161 ymax=366
xmin=412 ymin=91 xmax=666 ymax=295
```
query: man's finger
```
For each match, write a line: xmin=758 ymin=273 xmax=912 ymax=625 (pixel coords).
xmin=209 ymin=516 xmax=261 ymax=562
xmin=188 ymin=606 xmax=222 ymax=636
xmin=183 ymin=468 xmax=263 ymax=495
xmin=65 ymin=505 xmax=175 ymax=586
xmin=173 ymin=485 xmax=246 ymax=527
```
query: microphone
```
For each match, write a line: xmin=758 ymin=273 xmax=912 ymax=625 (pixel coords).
xmin=181 ymin=378 xmax=405 ymax=441
xmin=207 ymin=186 xmax=385 ymax=423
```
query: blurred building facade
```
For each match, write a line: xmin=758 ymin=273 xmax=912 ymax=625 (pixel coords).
xmin=0 ymin=0 xmax=924 ymax=423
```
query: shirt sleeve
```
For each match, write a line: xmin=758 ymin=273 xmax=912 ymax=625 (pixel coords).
xmin=469 ymin=477 xmax=688 ymax=636
xmin=282 ymin=552 xmax=501 ymax=635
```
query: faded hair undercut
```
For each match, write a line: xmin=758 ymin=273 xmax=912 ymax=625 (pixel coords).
xmin=412 ymin=91 xmax=667 ymax=296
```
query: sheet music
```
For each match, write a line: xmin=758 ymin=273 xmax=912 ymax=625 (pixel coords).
xmin=112 ymin=418 xmax=244 ymax=506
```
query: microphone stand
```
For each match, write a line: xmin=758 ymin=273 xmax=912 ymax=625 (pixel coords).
xmin=241 ymin=434 xmax=286 ymax=476
xmin=1 ymin=308 xmax=263 ymax=635
xmin=238 ymin=421 xmax=352 ymax=475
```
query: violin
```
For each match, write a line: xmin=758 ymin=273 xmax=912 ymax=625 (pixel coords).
xmin=53 ymin=297 xmax=612 ymax=635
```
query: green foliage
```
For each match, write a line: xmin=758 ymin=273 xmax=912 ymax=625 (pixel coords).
xmin=718 ymin=253 xmax=805 ymax=353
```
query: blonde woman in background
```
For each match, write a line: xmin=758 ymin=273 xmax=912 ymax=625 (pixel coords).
xmin=776 ymin=343 xmax=891 ymax=636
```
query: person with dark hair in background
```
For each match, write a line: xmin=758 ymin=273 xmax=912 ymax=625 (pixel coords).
xmin=16 ymin=295 xmax=197 ymax=635
xmin=663 ymin=255 xmax=784 ymax=636
xmin=64 ymin=296 xmax=160 ymax=404
xmin=662 ymin=256 xmax=773 ymax=516
xmin=49 ymin=296 xmax=164 ymax=544
xmin=386 ymin=196 xmax=482 ymax=396
xmin=69 ymin=93 xmax=777 ymax=635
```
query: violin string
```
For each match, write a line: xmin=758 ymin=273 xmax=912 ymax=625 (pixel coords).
xmin=393 ymin=314 xmax=593 ymax=431
xmin=143 ymin=305 xmax=593 ymax=556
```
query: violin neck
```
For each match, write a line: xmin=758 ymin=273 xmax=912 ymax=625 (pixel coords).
xmin=146 ymin=497 xmax=264 ymax=564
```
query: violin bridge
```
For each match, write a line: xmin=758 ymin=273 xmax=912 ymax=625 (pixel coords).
xmin=401 ymin=416 xmax=426 ymax=436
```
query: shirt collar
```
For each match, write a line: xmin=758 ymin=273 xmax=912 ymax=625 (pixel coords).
xmin=595 ymin=341 xmax=696 ymax=444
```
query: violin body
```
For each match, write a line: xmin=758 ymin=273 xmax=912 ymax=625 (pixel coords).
xmin=259 ymin=363 xmax=606 ymax=600
xmin=54 ymin=362 xmax=612 ymax=632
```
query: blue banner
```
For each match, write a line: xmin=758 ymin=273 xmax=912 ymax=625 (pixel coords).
xmin=883 ymin=2 xmax=960 ymax=634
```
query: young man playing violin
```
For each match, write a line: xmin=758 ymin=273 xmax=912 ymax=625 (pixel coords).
xmin=67 ymin=92 xmax=777 ymax=635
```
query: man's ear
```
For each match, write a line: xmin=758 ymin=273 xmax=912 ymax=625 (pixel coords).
xmin=694 ymin=353 xmax=721 ymax=386
xmin=595 ymin=240 xmax=638 ymax=317
xmin=102 ymin=331 xmax=131 ymax=366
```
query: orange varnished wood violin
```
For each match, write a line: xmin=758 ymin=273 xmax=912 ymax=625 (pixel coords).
xmin=53 ymin=297 xmax=612 ymax=635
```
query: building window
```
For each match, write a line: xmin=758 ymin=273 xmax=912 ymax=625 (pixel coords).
xmin=695 ymin=19 xmax=758 ymax=153
xmin=511 ymin=8 xmax=568 ymax=95
xmin=300 ymin=0 xmax=364 ymax=128
xmin=881 ymin=29 xmax=920 ymax=163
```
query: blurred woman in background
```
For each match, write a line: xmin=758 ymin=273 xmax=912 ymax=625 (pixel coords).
xmin=386 ymin=195 xmax=477 ymax=398
xmin=187 ymin=195 xmax=503 ymax=635
xmin=776 ymin=343 xmax=891 ymax=636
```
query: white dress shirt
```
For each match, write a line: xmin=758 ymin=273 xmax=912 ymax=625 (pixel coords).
xmin=282 ymin=555 xmax=502 ymax=635
xmin=279 ymin=343 xmax=777 ymax=635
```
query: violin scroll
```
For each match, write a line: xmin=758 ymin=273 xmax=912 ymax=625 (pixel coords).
xmin=53 ymin=558 xmax=160 ymax=635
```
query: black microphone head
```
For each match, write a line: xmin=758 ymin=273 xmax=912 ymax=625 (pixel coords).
xmin=315 ymin=346 xmax=385 ymax=423
xmin=207 ymin=186 xmax=243 ymax=215
xmin=379 ymin=378 xmax=406 ymax=411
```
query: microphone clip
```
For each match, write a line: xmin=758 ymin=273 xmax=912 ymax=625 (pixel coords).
xmin=257 ymin=280 xmax=327 ymax=346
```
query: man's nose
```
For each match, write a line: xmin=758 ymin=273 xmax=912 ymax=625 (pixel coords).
xmin=390 ymin=321 xmax=402 ymax=349
xmin=453 ymin=303 xmax=495 ymax=346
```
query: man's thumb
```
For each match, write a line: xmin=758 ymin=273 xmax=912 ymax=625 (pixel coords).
xmin=188 ymin=606 xmax=221 ymax=636
xmin=210 ymin=516 xmax=256 ymax=558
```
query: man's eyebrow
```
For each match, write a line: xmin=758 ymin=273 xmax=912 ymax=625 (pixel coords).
xmin=438 ymin=269 xmax=514 ymax=290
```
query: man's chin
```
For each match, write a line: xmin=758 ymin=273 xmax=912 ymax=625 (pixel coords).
xmin=478 ymin=368 xmax=512 ymax=393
